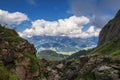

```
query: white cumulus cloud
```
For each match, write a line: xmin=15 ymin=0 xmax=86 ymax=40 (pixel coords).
xmin=0 ymin=9 xmax=29 ymax=25
xmin=19 ymin=16 xmax=101 ymax=38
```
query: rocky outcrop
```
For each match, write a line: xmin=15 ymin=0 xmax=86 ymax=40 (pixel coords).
xmin=98 ymin=10 xmax=120 ymax=46
xmin=0 ymin=41 xmax=36 ymax=64
xmin=0 ymin=25 xmax=39 ymax=80
xmin=39 ymin=54 xmax=120 ymax=80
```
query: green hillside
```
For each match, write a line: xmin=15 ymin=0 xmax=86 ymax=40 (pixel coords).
xmin=91 ymin=39 xmax=120 ymax=57
xmin=38 ymin=50 xmax=68 ymax=61
xmin=0 ymin=25 xmax=40 ymax=80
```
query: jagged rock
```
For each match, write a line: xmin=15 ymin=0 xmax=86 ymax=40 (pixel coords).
xmin=94 ymin=65 xmax=119 ymax=80
xmin=1 ymin=49 xmax=15 ymax=64
xmin=98 ymin=10 xmax=120 ymax=46
xmin=79 ymin=55 xmax=89 ymax=64
xmin=16 ymin=65 xmax=26 ymax=80
xmin=18 ymin=41 xmax=36 ymax=54
xmin=47 ymin=66 xmax=52 ymax=71
xmin=0 ymin=25 xmax=39 ymax=80
xmin=56 ymin=63 xmax=64 ymax=69
xmin=98 ymin=65 xmax=111 ymax=71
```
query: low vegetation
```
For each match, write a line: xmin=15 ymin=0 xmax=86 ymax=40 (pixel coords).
xmin=91 ymin=38 xmax=120 ymax=57
xmin=23 ymin=53 xmax=39 ymax=73
xmin=0 ymin=64 xmax=17 ymax=80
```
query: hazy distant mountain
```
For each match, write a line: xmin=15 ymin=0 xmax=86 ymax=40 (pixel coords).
xmin=37 ymin=50 xmax=68 ymax=61
xmin=27 ymin=36 xmax=98 ymax=55
xmin=67 ymin=49 xmax=94 ymax=59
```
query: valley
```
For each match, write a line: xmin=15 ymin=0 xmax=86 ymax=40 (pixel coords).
xmin=0 ymin=8 xmax=120 ymax=80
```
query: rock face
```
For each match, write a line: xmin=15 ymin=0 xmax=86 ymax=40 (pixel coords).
xmin=98 ymin=10 xmax=120 ymax=46
xmin=0 ymin=25 xmax=39 ymax=80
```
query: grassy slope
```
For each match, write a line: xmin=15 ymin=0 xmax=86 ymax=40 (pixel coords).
xmin=0 ymin=25 xmax=26 ymax=42
xmin=90 ymin=38 xmax=120 ymax=57
xmin=0 ymin=25 xmax=40 ymax=79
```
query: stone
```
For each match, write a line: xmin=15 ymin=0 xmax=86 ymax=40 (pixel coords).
xmin=94 ymin=65 xmax=120 ymax=80
xmin=16 ymin=66 xmax=26 ymax=80
xmin=80 ymin=55 xmax=89 ymax=63
xmin=98 ymin=65 xmax=111 ymax=71
xmin=56 ymin=63 xmax=63 ymax=69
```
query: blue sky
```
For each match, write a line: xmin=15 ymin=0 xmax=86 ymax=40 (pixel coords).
xmin=0 ymin=0 xmax=120 ymax=38
xmin=0 ymin=0 xmax=71 ymax=21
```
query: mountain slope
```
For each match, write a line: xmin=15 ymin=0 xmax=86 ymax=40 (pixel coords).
xmin=90 ymin=10 xmax=120 ymax=57
xmin=98 ymin=10 xmax=120 ymax=46
xmin=91 ymin=38 xmax=120 ymax=57
xmin=0 ymin=25 xmax=40 ymax=80
xmin=67 ymin=49 xmax=93 ymax=59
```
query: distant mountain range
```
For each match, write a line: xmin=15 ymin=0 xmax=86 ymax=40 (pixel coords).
xmin=26 ymin=36 xmax=98 ymax=55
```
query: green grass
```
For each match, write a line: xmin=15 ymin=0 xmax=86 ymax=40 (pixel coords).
xmin=90 ymin=39 xmax=120 ymax=57
xmin=0 ymin=26 xmax=18 ymax=37
xmin=3 ymin=36 xmax=26 ymax=42
xmin=111 ymin=50 xmax=120 ymax=57
xmin=0 ymin=64 xmax=17 ymax=80
xmin=0 ymin=25 xmax=26 ymax=42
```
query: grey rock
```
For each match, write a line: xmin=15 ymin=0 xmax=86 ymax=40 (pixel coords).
xmin=98 ymin=10 xmax=120 ymax=46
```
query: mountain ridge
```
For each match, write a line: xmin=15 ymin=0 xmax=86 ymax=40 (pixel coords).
xmin=98 ymin=10 xmax=120 ymax=46
xmin=27 ymin=35 xmax=98 ymax=55
xmin=0 ymin=25 xmax=40 ymax=80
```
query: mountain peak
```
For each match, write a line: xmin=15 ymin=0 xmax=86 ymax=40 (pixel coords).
xmin=115 ymin=9 xmax=120 ymax=18
xmin=98 ymin=10 xmax=120 ymax=46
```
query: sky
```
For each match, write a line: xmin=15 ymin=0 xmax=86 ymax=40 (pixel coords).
xmin=0 ymin=0 xmax=120 ymax=38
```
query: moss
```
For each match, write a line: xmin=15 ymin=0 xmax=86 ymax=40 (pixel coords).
xmin=23 ymin=53 xmax=39 ymax=73
xmin=0 ymin=64 xmax=17 ymax=80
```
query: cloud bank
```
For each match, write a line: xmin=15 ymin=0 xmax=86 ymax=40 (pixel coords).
xmin=0 ymin=9 xmax=29 ymax=25
xmin=19 ymin=16 xmax=101 ymax=38
xmin=70 ymin=0 xmax=120 ymax=28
